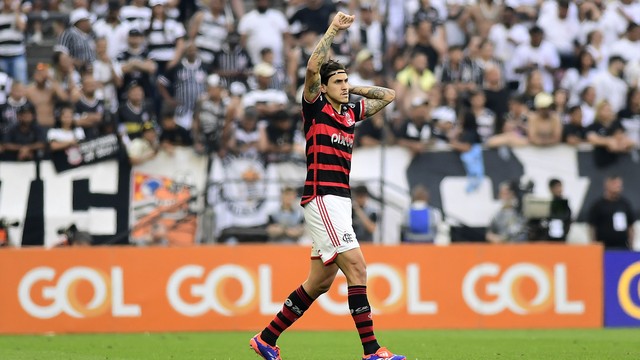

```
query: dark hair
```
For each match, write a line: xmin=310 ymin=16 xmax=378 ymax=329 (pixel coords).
xmin=320 ymin=59 xmax=346 ymax=85
xmin=548 ymin=178 xmax=562 ymax=189
xmin=54 ymin=102 xmax=76 ymax=128
xmin=568 ymin=105 xmax=581 ymax=114
xmin=529 ymin=26 xmax=544 ymax=35
xmin=353 ymin=185 xmax=369 ymax=196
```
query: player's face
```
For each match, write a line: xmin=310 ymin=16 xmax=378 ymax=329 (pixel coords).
xmin=322 ymin=73 xmax=349 ymax=105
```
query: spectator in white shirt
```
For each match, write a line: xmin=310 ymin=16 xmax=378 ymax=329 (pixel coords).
xmin=92 ymin=1 xmax=130 ymax=60
xmin=47 ymin=103 xmax=86 ymax=151
xmin=560 ymin=50 xmax=599 ymax=105
xmin=593 ymin=56 xmax=629 ymax=114
xmin=238 ymin=0 xmax=289 ymax=67
xmin=537 ymin=0 xmax=579 ymax=68
xmin=608 ymin=22 xmax=640 ymax=64
xmin=510 ymin=25 xmax=560 ymax=93
xmin=599 ymin=0 xmax=640 ymax=46
xmin=585 ymin=29 xmax=609 ymax=71
xmin=488 ymin=6 xmax=530 ymax=91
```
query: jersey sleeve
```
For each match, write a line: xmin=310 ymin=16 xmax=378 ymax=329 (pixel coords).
xmin=353 ymin=99 xmax=365 ymax=122
xmin=301 ymin=92 xmax=323 ymax=123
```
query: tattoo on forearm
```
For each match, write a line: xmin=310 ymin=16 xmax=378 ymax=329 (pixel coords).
xmin=311 ymin=27 xmax=338 ymax=69
xmin=351 ymin=86 xmax=392 ymax=100
xmin=364 ymin=99 xmax=389 ymax=118
xmin=309 ymin=79 xmax=320 ymax=96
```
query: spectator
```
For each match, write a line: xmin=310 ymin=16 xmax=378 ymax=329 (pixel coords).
xmin=608 ymin=22 xmax=640 ymax=64
xmin=563 ymin=105 xmax=586 ymax=145
xmin=449 ymin=106 xmax=484 ymax=192
xmin=1 ymin=81 xmax=27 ymax=134
xmin=266 ymin=187 xmax=305 ymax=243
xmin=0 ymin=0 xmax=28 ymax=83
xmin=289 ymin=0 xmax=336 ymax=36
xmin=469 ymin=0 xmax=501 ymax=38
xmin=58 ymin=8 xmax=96 ymax=69
xmin=75 ymin=74 xmax=106 ymax=139
xmin=26 ymin=63 xmax=70 ymax=128
xmin=347 ymin=50 xmax=378 ymax=100
xmin=228 ymin=106 xmax=260 ymax=156
xmin=287 ymin=27 xmax=319 ymax=97
xmin=486 ymin=181 xmax=526 ymax=243
xmin=486 ymin=95 xmax=530 ymax=149
xmin=157 ymin=42 xmax=207 ymax=130
xmin=585 ymin=29 xmax=609 ymax=71
xmin=238 ymin=0 xmax=289 ymax=67
xmin=552 ymin=88 xmax=570 ymax=123
xmin=588 ymin=175 xmax=636 ymax=250
xmin=159 ymin=108 xmax=193 ymax=154
xmin=189 ymin=0 xmax=231 ymax=67
xmin=560 ymin=49 xmax=598 ymax=105
xmin=116 ymin=82 xmax=154 ymax=141
xmin=528 ymin=92 xmax=562 ymax=147
xmin=395 ymin=95 xmax=433 ymax=155
xmin=92 ymin=1 xmax=130 ymax=61
xmin=395 ymin=51 xmax=436 ymax=114
xmin=436 ymin=45 xmax=480 ymax=94
xmin=410 ymin=18 xmax=446 ymax=74
xmin=511 ymin=25 xmax=560 ymax=93
xmin=242 ymin=63 xmax=288 ymax=119
xmin=467 ymin=89 xmax=496 ymax=144
xmin=546 ymin=178 xmax=572 ymax=242
xmin=50 ymin=50 xmax=82 ymax=96
xmin=257 ymin=48 xmax=287 ymax=92
xmin=146 ymin=0 xmax=186 ymax=74
xmin=2 ymin=103 xmax=46 ymax=161
xmin=355 ymin=111 xmax=390 ymax=148
xmin=619 ymin=88 xmax=640 ymax=148
xmin=586 ymin=100 xmax=635 ymax=168
xmin=579 ymin=85 xmax=597 ymax=127
xmin=488 ymin=6 xmax=530 ymax=91
xmin=47 ymin=102 xmax=86 ymax=152
xmin=93 ymin=38 xmax=123 ymax=114
xmin=258 ymin=109 xmax=305 ymax=187
xmin=352 ymin=185 xmax=378 ymax=243
xmin=116 ymin=28 xmax=157 ymax=102
xmin=401 ymin=184 xmax=442 ymax=243
xmin=483 ymin=64 xmax=510 ymax=130
xmin=593 ymin=56 xmax=629 ymax=114
xmin=210 ymin=31 xmax=253 ymax=88
xmin=120 ymin=0 xmax=152 ymax=30
xmin=350 ymin=2 xmax=384 ymax=72
xmin=520 ymin=69 xmax=544 ymax=110
xmin=193 ymin=74 xmax=233 ymax=156
xmin=127 ymin=121 xmax=159 ymax=165
xmin=537 ymin=0 xmax=579 ymax=68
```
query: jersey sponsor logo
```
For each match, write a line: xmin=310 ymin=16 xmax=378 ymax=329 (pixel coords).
xmin=330 ymin=133 xmax=353 ymax=149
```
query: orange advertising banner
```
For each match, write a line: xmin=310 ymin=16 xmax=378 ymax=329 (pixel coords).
xmin=0 ymin=244 xmax=602 ymax=334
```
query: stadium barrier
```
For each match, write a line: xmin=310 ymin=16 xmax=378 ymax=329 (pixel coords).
xmin=0 ymin=244 xmax=604 ymax=334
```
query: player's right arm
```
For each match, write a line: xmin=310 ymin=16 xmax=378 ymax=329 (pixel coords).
xmin=303 ymin=12 xmax=354 ymax=103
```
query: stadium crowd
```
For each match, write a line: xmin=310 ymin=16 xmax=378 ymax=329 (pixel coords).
xmin=0 ymin=0 xmax=639 ymax=248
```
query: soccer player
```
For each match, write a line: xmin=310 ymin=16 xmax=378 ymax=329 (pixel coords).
xmin=249 ymin=11 xmax=404 ymax=360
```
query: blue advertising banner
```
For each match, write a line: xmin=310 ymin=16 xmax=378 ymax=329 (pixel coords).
xmin=604 ymin=251 xmax=640 ymax=327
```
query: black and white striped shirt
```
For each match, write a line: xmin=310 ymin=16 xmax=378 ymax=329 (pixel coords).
xmin=58 ymin=26 xmax=96 ymax=65
xmin=194 ymin=11 xmax=228 ymax=65
xmin=0 ymin=12 xmax=26 ymax=57
xmin=120 ymin=5 xmax=152 ymax=30
xmin=147 ymin=19 xmax=186 ymax=62
xmin=211 ymin=46 xmax=253 ymax=86
xmin=158 ymin=58 xmax=207 ymax=117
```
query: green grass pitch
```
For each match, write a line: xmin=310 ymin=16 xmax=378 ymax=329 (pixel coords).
xmin=1 ymin=329 xmax=639 ymax=359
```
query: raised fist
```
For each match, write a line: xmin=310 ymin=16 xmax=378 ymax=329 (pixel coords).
xmin=331 ymin=12 xmax=355 ymax=31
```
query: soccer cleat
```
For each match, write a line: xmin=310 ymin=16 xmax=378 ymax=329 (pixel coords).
xmin=249 ymin=333 xmax=282 ymax=360
xmin=362 ymin=346 xmax=406 ymax=360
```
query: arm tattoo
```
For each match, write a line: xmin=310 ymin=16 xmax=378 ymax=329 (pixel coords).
xmin=311 ymin=27 xmax=338 ymax=70
xmin=350 ymin=86 xmax=391 ymax=100
xmin=364 ymin=99 xmax=389 ymax=118
xmin=309 ymin=78 xmax=320 ymax=96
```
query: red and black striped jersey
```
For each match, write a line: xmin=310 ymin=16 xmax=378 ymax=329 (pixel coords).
xmin=300 ymin=93 xmax=366 ymax=205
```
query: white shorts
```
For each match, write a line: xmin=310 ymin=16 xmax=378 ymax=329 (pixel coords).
xmin=304 ymin=195 xmax=360 ymax=265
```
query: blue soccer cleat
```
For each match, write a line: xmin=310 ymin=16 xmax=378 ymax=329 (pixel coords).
xmin=362 ymin=347 xmax=406 ymax=360
xmin=249 ymin=333 xmax=282 ymax=360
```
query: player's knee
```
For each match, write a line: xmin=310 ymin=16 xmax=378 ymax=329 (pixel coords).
xmin=346 ymin=261 xmax=367 ymax=284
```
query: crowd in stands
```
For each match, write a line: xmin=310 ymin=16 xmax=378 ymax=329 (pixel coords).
xmin=0 ymin=0 xmax=639 ymax=248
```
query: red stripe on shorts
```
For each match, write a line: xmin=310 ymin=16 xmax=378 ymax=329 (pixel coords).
xmin=317 ymin=197 xmax=340 ymax=247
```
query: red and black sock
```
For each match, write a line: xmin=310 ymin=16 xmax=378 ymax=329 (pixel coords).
xmin=260 ymin=285 xmax=314 ymax=346
xmin=348 ymin=285 xmax=380 ymax=355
